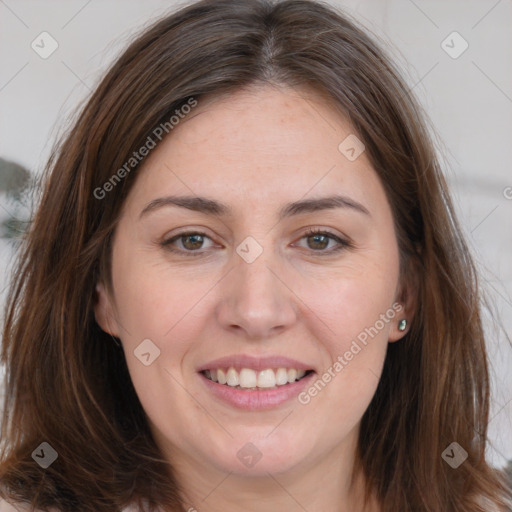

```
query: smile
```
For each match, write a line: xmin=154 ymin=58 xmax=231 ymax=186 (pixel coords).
xmin=201 ymin=367 xmax=312 ymax=390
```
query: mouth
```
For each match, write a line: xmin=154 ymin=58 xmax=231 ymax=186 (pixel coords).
xmin=197 ymin=355 xmax=317 ymax=410
xmin=200 ymin=367 xmax=314 ymax=390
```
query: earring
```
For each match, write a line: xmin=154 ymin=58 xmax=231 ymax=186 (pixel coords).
xmin=398 ymin=319 xmax=407 ymax=331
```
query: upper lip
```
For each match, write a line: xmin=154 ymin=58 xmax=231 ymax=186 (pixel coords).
xmin=197 ymin=354 xmax=315 ymax=373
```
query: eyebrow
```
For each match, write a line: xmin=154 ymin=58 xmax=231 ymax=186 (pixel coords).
xmin=139 ymin=194 xmax=371 ymax=220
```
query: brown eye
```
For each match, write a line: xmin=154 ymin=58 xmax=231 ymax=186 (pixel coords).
xmin=160 ymin=231 xmax=215 ymax=255
xmin=180 ymin=233 xmax=205 ymax=250
xmin=306 ymin=232 xmax=330 ymax=250
xmin=297 ymin=228 xmax=351 ymax=254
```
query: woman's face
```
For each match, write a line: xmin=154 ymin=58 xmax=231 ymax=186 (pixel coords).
xmin=95 ymin=85 xmax=409 ymax=479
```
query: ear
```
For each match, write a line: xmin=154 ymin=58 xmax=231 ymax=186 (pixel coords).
xmin=94 ymin=281 xmax=120 ymax=337
xmin=388 ymin=262 xmax=418 ymax=343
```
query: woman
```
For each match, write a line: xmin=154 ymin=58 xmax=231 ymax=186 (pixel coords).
xmin=0 ymin=0 xmax=510 ymax=510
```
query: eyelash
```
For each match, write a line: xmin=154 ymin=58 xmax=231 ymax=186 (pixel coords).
xmin=159 ymin=228 xmax=352 ymax=257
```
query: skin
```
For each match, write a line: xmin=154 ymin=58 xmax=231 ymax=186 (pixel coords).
xmin=94 ymin=84 xmax=415 ymax=512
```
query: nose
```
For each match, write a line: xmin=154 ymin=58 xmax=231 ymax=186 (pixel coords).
xmin=215 ymin=247 xmax=298 ymax=340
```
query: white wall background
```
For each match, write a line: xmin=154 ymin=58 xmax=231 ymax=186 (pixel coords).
xmin=0 ymin=0 xmax=511 ymax=468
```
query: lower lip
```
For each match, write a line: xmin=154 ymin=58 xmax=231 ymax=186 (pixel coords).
xmin=199 ymin=371 xmax=316 ymax=410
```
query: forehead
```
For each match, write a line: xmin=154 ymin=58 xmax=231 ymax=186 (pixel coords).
xmin=166 ymin=85 xmax=353 ymax=165
xmin=123 ymin=85 xmax=386 ymax=217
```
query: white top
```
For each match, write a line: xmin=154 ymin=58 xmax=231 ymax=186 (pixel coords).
xmin=0 ymin=498 xmax=138 ymax=512
xmin=0 ymin=500 xmax=39 ymax=512
xmin=1 ymin=496 xmax=506 ymax=512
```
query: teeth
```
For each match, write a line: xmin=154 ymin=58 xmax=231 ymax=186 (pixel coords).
xmin=226 ymin=367 xmax=239 ymax=386
xmin=217 ymin=368 xmax=227 ymax=385
xmin=239 ymin=369 xmax=257 ymax=388
xmin=257 ymin=369 xmax=276 ymax=388
xmin=204 ymin=367 xmax=309 ymax=389
xmin=276 ymin=368 xmax=288 ymax=385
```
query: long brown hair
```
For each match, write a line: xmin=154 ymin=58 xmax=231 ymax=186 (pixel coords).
xmin=1 ymin=1 xmax=510 ymax=510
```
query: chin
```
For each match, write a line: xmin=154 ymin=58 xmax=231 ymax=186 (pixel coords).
xmin=201 ymin=430 xmax=308 ymax=476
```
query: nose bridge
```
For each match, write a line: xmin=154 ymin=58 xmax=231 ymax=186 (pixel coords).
xmin=236 ymin=244 xmax=280 ymax=301
xmin=216 ymin=238 xmax=297 ymax=338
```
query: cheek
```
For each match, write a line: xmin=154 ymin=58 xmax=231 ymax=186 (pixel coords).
xmin=110 ymin=239 xmax=212 ymax=343
xmin=294 ymin=252 xmax=399 ymax=410
xmin=295 ymin=273 xmax=396 ymax=440
xmin=301 ymin=257 xmax=399 ymax=348
xmin=109 ymin=246 xmax=213 ymax=432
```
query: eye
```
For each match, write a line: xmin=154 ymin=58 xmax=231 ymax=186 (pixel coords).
xmin=160 ymin=231 xmax=215 ymax=255
xmin=295 ymin=228 xmax=351 ymax=254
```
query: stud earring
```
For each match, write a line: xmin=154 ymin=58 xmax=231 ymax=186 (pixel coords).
xmin=398 ymin=319 xmax=407 ymax=331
